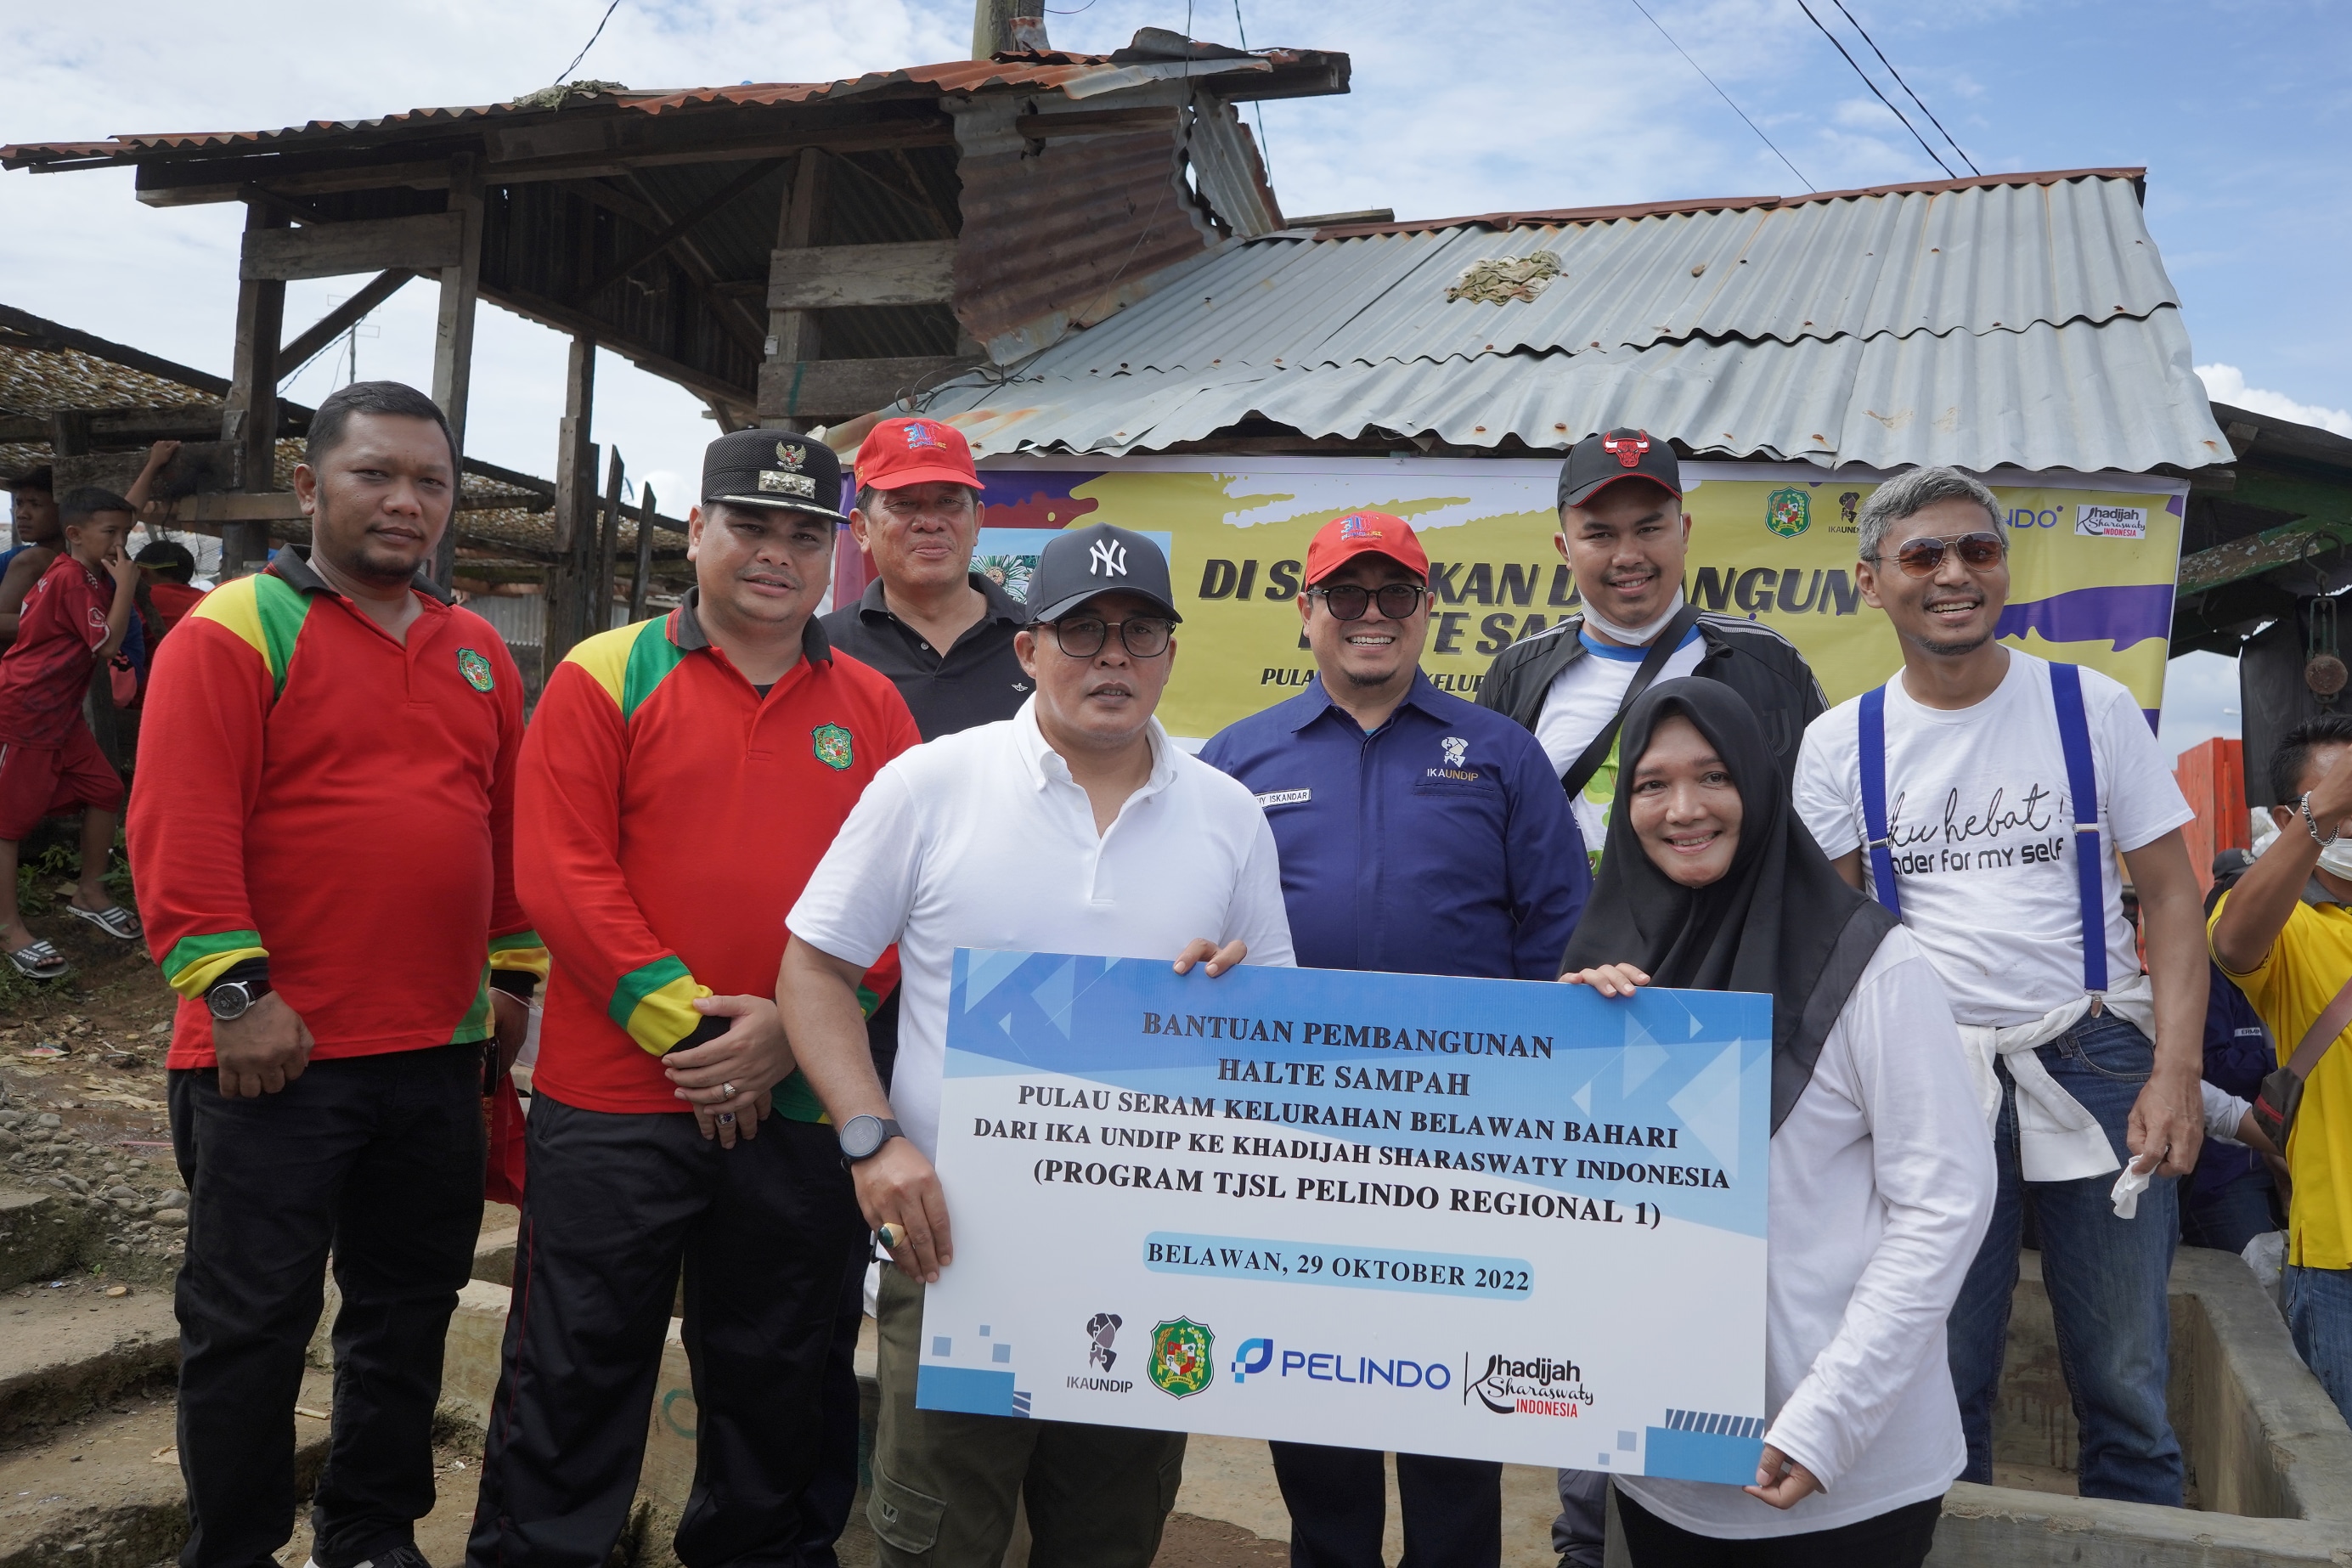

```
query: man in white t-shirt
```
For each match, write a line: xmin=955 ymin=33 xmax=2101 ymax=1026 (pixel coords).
xmin=779 ymin=522 xmax=1294 ymax=1567
xmin=1479 ymin=428 xmax=1825 ymax=860
xmin=1792 ymin=465 xmax=2207 ymax=1507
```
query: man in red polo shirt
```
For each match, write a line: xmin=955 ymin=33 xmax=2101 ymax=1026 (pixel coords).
xmin=131 ymin=381 xmax=541 ymax=1568
xmin=466 ymin=429 xmax=920 ymax=1568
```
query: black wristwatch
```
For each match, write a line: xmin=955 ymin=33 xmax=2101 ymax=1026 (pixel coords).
xmin=206 ymin=976 xmax=271 ymax=1023
xmin=838 ymin=1114 xmax=904 ymax=1162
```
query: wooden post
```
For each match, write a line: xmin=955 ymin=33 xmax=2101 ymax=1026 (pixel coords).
xmin=221 ymin=205 xmax=288 ymax=580
xmin=430 ymin=152 xmax=485 ymax=587
xmin=595 ymin=448 xmax=625 ymax=637
xmin=629 ymin=484 xmax=657 ymax=623
xmin=541 ymin=336 xmax=598 ymax=683
xmin=759 ymin=150 xmax=826 ymax=431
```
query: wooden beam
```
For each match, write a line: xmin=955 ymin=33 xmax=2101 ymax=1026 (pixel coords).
xmin=553 ymin=336 xmax=597 ymax=554
xmin=584 ymin=157 xmax=787 ymax=301
xmin=431 ymin=154 xmax=485 ymax=587
xmin=766 ymin=241 xmax=956 ymax=309
xmin=1012 ymin=107 xmax=1184 ymax=138
xmin=278 ymin=269 xmax=415 ymax=373
xmin=596 ymin=447 xmax=626 ymax=635
xmin=618 ymin=171 xmax=769 ymax=351
xmin=480 ymin=283 xmax=755 ymax=409
xmin=221 ymin=206 xmax=286 ymax=578
xmin=755 ymin=356 xmax=981 ymax=421
xmin=240 ymin=212 xmax=463 ymax=282
xmin=760 ymin=152 xmax=827 ymax=431
xmin=629 ymin=483 xmax=657 ymax=623
xmin=0 ymin=405 xmax=223 ymax=444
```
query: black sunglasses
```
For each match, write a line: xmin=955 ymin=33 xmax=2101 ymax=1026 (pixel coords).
xmin=1868 ymin=531 xmax=2006 ymax=578
xmin=1307 ymin=582 xmax=1430 ymax=622
xmin=1041 ymin=616 xmax=1174 ymax=659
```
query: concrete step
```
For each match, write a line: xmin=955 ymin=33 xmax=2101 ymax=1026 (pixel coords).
xmin=0 ymin=1283 xmax=178 ymax=1448
xmin=0 ymin=1365 xmax=333 ymax=1568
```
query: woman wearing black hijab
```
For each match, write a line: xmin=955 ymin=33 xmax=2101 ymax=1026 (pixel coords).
xmin=1561 ymin=680 xmax=1993 ymax=1567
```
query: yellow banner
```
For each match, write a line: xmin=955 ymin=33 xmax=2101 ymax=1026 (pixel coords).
xmin=973 ymin=457 xmax=2186 ymax=742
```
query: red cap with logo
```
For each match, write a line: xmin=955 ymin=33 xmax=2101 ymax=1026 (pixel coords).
xmin=855 ymin=416 xmax=981 ymax=492
xmin=1304 ymin=510 xmax=1431 ymax=586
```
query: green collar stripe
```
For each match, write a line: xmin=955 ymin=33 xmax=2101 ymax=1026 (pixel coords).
xmin=251 ymin=572 xmax=313 ymax=699
xmin=610 ymin=954 xmax=692 ymax=1029
xmin=621 ymin=620 xmax=690 ymax=722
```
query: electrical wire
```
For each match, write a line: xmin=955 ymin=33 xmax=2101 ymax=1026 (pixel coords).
xmin=1794 ymin=0 xmax=1954 ymax=178
xmin=551 ymin=0 xmax=623 ymax=86
xmin=1234 ymin=0 xmax=1272 ymax=182
xmin=1625 ymin=0 xmax=1813 ymax=189
xmin=1828 ymin=0 xmax=1978 ymax=175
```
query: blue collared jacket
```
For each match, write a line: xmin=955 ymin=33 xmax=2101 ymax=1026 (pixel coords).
xmin=1199 ymin=673 xmax=1589 ymax=980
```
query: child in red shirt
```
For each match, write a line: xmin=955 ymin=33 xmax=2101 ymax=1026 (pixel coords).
xmin=0 ymin=487 xmax=143 ymax=979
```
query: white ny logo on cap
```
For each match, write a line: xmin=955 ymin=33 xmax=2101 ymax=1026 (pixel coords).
xmin=1089 ymin=538 xmax=1128 ymax=577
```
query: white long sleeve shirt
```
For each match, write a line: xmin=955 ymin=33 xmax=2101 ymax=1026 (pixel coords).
xmin=1617 ymin=926 xmax=1995 ymax=1537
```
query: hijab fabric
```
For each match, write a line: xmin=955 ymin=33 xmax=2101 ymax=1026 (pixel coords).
xmin=1560 ymin=678 xmax=1897 ymax=1131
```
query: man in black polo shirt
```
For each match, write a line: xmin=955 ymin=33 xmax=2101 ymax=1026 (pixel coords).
xmin=819 ymin=416 xmax=1027 ymax=742
xmin=809 ymin=414 xmax=1024 ymax=1565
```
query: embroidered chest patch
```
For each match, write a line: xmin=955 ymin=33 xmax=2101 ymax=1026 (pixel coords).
xmin=812 ymin=723 xmax=854 ymax=770
xmin=457 ymin=647 xmax=495 ymax=691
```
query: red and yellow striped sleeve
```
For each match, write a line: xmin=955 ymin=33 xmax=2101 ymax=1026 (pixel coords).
xmin=516 ymin=622 xmax=708 ymax=1055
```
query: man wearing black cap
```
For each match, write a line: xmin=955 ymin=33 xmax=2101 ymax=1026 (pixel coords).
xmin=1481 ymin=428 xmax=1825 ymax=865
xmin=466 ymin=429 xmax=922 ymax=1568
xmin=779 ymin=522 xmax=1294 ymax=1568
xmin=1478 ymin=430 xmax=1824 ymax=1565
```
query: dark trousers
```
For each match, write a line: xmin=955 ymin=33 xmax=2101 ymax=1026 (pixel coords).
xmin=1616 ymin=1490 xmax=1942 ymax=1567
xmin=465 ymin=1092 xmax=864 ymax=1568
xmin=1268 ymin=1442 xmax=1500 ymax=1568
xmin=787 ymin=1249 xmax=871 ymax=1567
xmin=168 ymin=1044 xmax=487 ymax=1568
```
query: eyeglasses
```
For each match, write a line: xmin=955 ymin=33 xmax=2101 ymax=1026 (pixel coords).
xmin=1041 ymin=616 xmax=1174 ymax=659
xmin=1867 ymin=531 xmax=2007 ymax=578
xmin=1307 ymin=582 xmax=1430 ymax=622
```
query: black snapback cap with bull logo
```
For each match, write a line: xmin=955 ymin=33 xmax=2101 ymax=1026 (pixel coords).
xmin=1557 ymin=426 xmax=1684 ymax=511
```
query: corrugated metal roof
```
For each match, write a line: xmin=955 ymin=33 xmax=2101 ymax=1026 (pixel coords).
xmin=0 ymin=50 xmax=1340 ymax=167
xmin=921 ymin=170 xmax=2229 ymax=474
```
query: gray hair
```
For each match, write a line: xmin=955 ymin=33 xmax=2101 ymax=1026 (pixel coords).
xmin=1856 ymin=466 xmax=2001 ymax=561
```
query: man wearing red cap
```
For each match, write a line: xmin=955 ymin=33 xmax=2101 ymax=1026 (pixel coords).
xmin=1200 ymin=510 xmax=1588 ymax=1568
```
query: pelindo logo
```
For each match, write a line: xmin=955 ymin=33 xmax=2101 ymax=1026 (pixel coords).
xmin=1232 ymin=1340 xmax=1452 ymax=1390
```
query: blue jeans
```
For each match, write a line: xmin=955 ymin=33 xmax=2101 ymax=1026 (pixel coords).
xmin=1946 ymin=1013 xmax=2184 ymax=1505
xmin=2179 ymin=1165 xmax=2279 ymax=1256
xmin=2286 ymin=1265 xmax=2352 ymax=1429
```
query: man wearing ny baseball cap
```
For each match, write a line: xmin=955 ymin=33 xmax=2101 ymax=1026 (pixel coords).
xmin=1200 ymin=511 xmax=1588 ymax=1568
xmin=781 ymin=522 xmax=1294 ymax=1568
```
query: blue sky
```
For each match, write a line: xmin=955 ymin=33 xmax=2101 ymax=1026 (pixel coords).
xmin=4 ymin=0 xmax=2344 ymax=747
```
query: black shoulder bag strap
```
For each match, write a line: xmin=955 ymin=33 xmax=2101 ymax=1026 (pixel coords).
xmin=1560 ymin=601 xmax=1706 ymax=799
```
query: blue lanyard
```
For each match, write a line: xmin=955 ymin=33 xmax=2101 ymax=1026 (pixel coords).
xmin=1858 ymin=663 xmax=2107 ymax=994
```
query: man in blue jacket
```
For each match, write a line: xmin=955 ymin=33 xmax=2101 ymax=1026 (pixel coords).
xmin=1200 ymin=510 xmax=1589 ymax=1568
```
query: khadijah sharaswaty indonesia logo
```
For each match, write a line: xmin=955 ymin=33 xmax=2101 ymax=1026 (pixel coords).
xmin=1149 ymin=1318 xmax=1215 ymax=1398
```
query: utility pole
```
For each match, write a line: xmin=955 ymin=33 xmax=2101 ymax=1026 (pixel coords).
xmin=972 ymin=0 xmax=1047 ymax=58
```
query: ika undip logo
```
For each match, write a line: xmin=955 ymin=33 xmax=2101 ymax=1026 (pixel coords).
xmin=456 ymin=647 xmax=495 ymax=692
xmin=1150 ymin=1318 xmax=1215 ymax=1398
xmin=1764 ymin=488 xmax=1811 ymax=539
xmin=812 ymin=724 xmax=854 ymax=770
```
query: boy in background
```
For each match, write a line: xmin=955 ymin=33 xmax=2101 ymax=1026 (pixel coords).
xmin=0 ymin=486 xmax=144 ymax=979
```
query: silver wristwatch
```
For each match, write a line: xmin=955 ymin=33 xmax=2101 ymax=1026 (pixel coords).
xmin=206 ymin=979 xmax=268 ymax=1023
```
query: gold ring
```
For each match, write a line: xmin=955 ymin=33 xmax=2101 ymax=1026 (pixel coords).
xmin=877 ymin=1222 xmax=902 ymax=1249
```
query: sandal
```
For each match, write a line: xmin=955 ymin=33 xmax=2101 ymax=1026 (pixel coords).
xmin=4 ymin=939 xmax=70 ymax=981
xmin=66 ymin=903 xmax=142 ymax=940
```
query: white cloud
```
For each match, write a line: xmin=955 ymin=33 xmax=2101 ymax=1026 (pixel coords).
xmin=2197 ymin=364 xmax=2352 ymax=437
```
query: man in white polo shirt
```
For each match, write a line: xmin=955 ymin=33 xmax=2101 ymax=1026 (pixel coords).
xmin=1794 ymin=465 xmax=2206 ymax=1507
xmin=781 ymin=522 xmax=1294 ymax=1567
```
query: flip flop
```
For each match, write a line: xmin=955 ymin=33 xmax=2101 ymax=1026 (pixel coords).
xmin=4 ymin=940 xmax=70 ymax=981
xmin=65 ymin=903 xmax=142 ymax=940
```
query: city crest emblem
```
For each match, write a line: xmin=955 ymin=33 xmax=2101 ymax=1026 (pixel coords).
xmin=1149 ymin=1318 xmax=1215 ymax=1399
xmin=1764 ymin=488 xmax=1811 ymax=539
xmin=812 ymin=723 xmax=854 ymax=770
xmin=456 ymin=647 xmax=495 ymax=692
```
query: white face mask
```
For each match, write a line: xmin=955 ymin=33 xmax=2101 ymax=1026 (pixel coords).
xmin=1582 ymin=589 xmax=1687 ymax=646
xmin=2322 ymin=837 xmax=2352 ymax=880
